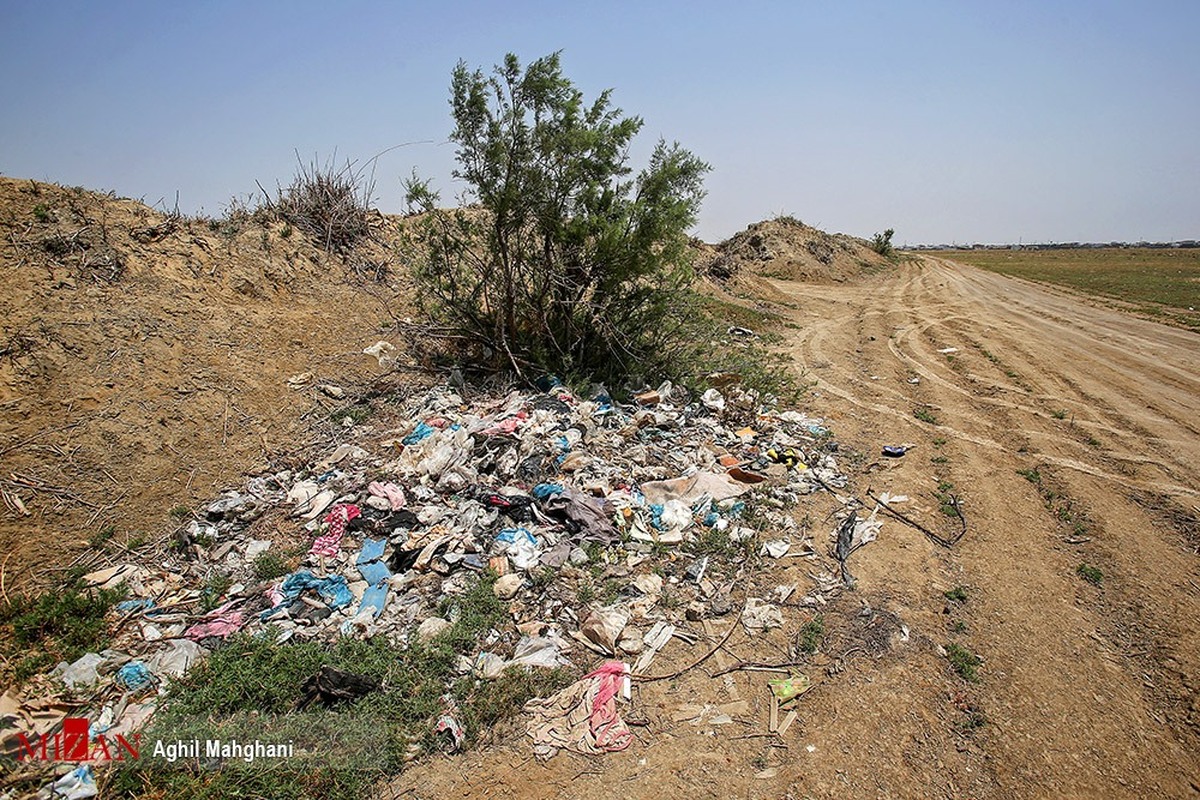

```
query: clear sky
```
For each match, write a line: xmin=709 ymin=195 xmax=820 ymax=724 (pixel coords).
xmin=1 ymin=0 xmax=1196 ymax=245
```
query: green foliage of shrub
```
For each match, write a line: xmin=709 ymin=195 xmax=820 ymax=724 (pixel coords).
xmin=406 ymin=52 xmax=710 ymax=386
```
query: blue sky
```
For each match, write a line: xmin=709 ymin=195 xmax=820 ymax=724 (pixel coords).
xmin=1 ymin=0 xmax=1196 ymax=244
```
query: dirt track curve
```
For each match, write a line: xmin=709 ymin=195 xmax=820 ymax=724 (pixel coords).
xmin=396 ymin=256 xmax=1200 ymax=799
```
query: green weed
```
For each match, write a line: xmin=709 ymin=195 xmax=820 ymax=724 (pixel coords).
xmin=1076 ymin=563 xmax=1103 ymax=585
xmin=1016 ymin=468 xmax=1042 ymax=484
xmin=251 ymin=552 xmax=290 ymax=581
xmin=944 ymin=586 xmax=968 ymax=603
xmin=1 ymin=584 xmax=121 ymax=683
xmin=797 ymin=614 xmax=824 ymax=654
xmin=945 ymin=643 xmax=981 ymax=682
xmin=89 ymin=524 xmax=117 ymax=548
xmin=200 ymin=573 xmax=233 ymax=612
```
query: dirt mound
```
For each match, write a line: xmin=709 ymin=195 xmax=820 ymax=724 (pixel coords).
xmin=701 ymin=216 xmax=889 ymax=283
xmin=0 ymin=178 xmax=417 ymax=588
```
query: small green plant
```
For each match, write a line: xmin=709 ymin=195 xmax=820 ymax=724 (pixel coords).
xmin=251 ymin=552 xmax=290 ymax=581
xmin=914 ymin=406 xmax=938 ymax=425
xmin=1085 ymin=435 xmax=1101 ymax=448
xmin=126 ymin=534 xmax=148 ymax=550
xmin=932 ymin=437 xmax=947 ymax=447
xmin=1076 ymin=563 xmax=1103 ymax=585
xmin=797 ymin=614 xmax=825 ymax=654
xmin=1051 ymin=409 xmax=1067 ymax=420
xmin=944 ymin=586 xmax=968 ymax=603
xmin=1016 ymin=467 xmax=1042 ymax=484
xmin=945 ymin=643 xmax=981 ymax=682
xmin=583 ymin=541 xmax=603 ymax=563
xmin=169 ymin=505 xmax=192 ymax=520
xmin=871 ymin=228 xmax=895 ymax=257
xmin=952 ymin=620 xmax=968 ymax=633
xmin=32 ymin=204 xmax=51 ymax=222
xmin=200 ymin=573 xmax=233 ymax=612
xmin=576 ymin=584 xmax=595 ymax=604
xmin=89 ymin=524 xmax=117 ymax=548
xmin=600 ymin=578 xmax=623 ymax=605
xmin=957 ymin=708 xmax=988 ymax=731
xmin=280 ymin=222 xmax=293 ymax=238
xmin=931 ymin=455 xmax=949 ymax=465
xmin=335 ymin=403 xmax=374 ymax=426
xmin=690 ymin=525 xmax=742 ymax=559
xmin=527 ymin=567 xmax=556 ymax=590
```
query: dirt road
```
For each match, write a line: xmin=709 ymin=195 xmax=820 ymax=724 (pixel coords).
xmin=768 ymin=255 xmax=1200 ymax=797
xmin=397 ymin=256 xmax=1200 ymax=799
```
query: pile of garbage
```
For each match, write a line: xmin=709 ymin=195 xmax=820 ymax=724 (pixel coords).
xmin=4 ymin=378 xmax=873 ymax=781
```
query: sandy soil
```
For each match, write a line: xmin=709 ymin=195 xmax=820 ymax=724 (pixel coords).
xmin=0 ymin=179 xmax=415 ymax=591
xmin=393 ymin=255 xmax=1200 ymax=798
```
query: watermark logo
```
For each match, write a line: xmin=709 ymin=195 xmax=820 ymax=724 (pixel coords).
xmin=15 ymin=718 xmax=141 ymax=762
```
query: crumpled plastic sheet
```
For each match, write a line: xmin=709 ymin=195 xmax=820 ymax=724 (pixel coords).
xmin=47 ymin=765 xmax=97 ymax=799
xmin=367 ymin=481 xmax=406 ymax=510
xmin=262 ymin=571 xmax=353 ymax=620
xmin=525 ymin=660 xmax=632 ymax=759
xmin=508 ymin=634 xmax=572 ymax=669
xmin=185 ymin=603 xmax=246 ymax=641
xmin=639 ymin=471 xmax=751 ymax=506
xmin=145 ymin=639 xmax=206 ymax=678
xmin=541 ymin=486 xmax=617 ymax=544
xmin=115 ymin=661 xmax=154 ymax=691
xmin=742 ymin=597 xmax=784 ymax=634
xmin=50 ymin=652 xmax=108 ymax=689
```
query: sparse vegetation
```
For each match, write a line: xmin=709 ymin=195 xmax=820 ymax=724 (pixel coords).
xmin=1076 ymin=563 xmax=1103 ymax=585
xmin=1017 ymin=467 xmax=1042 ymax=484
xmin=111 ymin=575 xmax=574 ymax=799
xmin=933 ymin=481 xmax=964 ymax=523
xmin=797 ymin=614 xmax=825 ymax=654
xmin=945 ymin=643 xmax=981 ymax=682
xmin=1051 ymin=409 xmax=1068 ymax=420
xmin=252 ymin=551 xmax=290 ymax=581
xmin=265 ymin=154 xmax=375 ymax=254
xmin=914 ymin=406 xmax=939 ymax=425
xmin=200 ymin=572 xmax=233 ymax=612
xmin=0 ymin=583 xmax=121 ymax=683
xmin=957 ymin=707 xmax=988 ymax=731
xmin=944 ymin=586 xmax=968 ymax=603
xmin=89 ymin=523 xmax=117 ymax=548
xmin=944 ymin=247 xmax=1200 ymax=333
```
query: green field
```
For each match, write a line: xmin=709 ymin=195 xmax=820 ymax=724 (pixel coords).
xmin=937 ymin=247 xmax=1200 ymax=331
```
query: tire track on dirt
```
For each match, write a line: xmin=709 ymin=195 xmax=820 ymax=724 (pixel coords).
xmin=770 ymin=256 xmax=1200 ymax=797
